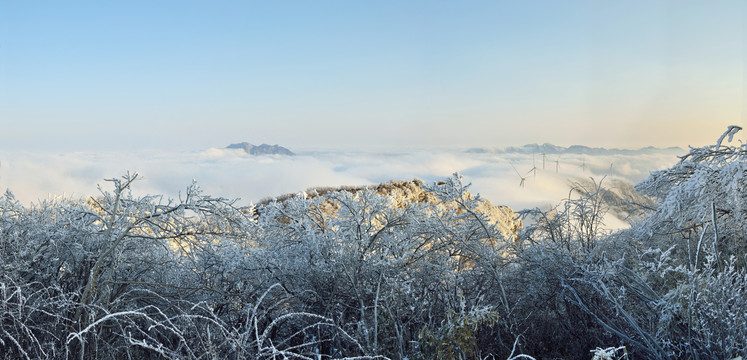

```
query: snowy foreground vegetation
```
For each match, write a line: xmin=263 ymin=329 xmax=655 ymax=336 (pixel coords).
xmin=1 ymin=128 xmax=745 ymax=359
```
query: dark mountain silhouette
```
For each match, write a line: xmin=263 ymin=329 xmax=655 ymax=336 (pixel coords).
xmin=226 ymin=142 xmax=295 ymax=156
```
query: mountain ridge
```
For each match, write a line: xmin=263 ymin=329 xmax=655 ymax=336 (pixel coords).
xmin=226 ymin=142 xmax=295 ymax=156
xmin=466 ymin=143 xmax=683 ymax=155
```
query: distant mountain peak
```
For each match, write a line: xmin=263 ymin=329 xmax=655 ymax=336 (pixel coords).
xmin=226 ymin=142 xmax=295 ymax=156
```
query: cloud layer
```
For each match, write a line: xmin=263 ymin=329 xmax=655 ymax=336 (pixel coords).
xmin=0 ymin=148 xmax=683 ymax=213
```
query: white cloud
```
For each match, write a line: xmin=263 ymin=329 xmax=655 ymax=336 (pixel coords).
xmin=0 ymin=148 xmax=682 ymax=213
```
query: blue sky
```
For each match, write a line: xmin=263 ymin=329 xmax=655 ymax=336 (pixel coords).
xmin=1 ymin=1 xmax=745 ymax=151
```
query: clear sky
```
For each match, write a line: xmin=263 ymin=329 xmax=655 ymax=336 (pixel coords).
xmin=1 ymin=1 xmax=745 ymax=152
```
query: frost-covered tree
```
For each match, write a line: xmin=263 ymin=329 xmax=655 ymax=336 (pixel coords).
xmin=493 ymin=126 xmax=746 ymax=359
xmin=540 ymin=126 xmax=747 ymax=359
xmin=0 ymin=172 xmax=257 ymax=359
xmin=250 ymin=175 xmax=516 ymax=358
xmin=1 ymin=172 xmax=521 ymax=359
xmin=630 ymin=125 xmax=747 ymax=358
xmin=636 ymin=125 xmax=746 ymax=265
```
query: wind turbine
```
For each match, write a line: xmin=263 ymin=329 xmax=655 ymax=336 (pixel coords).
xmin=541 ymin=152 xmax=546 ymax=170
xmin=554 ymin=155 xmax=562 ymax=173
xmin=510 ymin=163 xmax=527 ymax=188
xmin=529 ymin=153 xmax=538 ymax=179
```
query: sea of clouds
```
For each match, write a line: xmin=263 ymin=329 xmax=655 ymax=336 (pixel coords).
xmin=0 ymin=147 xmax=684 ymax=216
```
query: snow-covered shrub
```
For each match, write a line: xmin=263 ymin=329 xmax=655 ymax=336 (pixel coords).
xmin=630 ymin=126 xmax=746 ymax=357
xmin=250 ymin=174 xmax=515 ymax=358
xmin=418 ymin=299 xmax=499 ymax=360
xmin=636 ymin=125 xmax=746 ymax=267
xmin=590 ymin=346 xmax=628 ymax=360
xmin=517 ymin=176 xmax=611 ymax=256
xmin=543 ymin=126 xmax=747 ymax=359
xmin=1 ymin=172 xmax=518 ymax=359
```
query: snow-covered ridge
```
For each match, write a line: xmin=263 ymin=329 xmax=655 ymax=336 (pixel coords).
xmin=255 ymin=178 xmax=522 ymax=239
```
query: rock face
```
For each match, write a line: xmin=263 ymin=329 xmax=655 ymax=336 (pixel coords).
xmin=226 ymin=142 xmax=294 ymax=156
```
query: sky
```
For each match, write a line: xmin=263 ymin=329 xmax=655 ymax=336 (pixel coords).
xmin=1 ymin=1 xmax=745 ymax=152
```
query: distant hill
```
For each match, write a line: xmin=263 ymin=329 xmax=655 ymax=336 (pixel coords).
xmin=466 ymin=143 xmax=683 ymax=156
xmin=226 ymin=142 xmax=295 ymax=156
